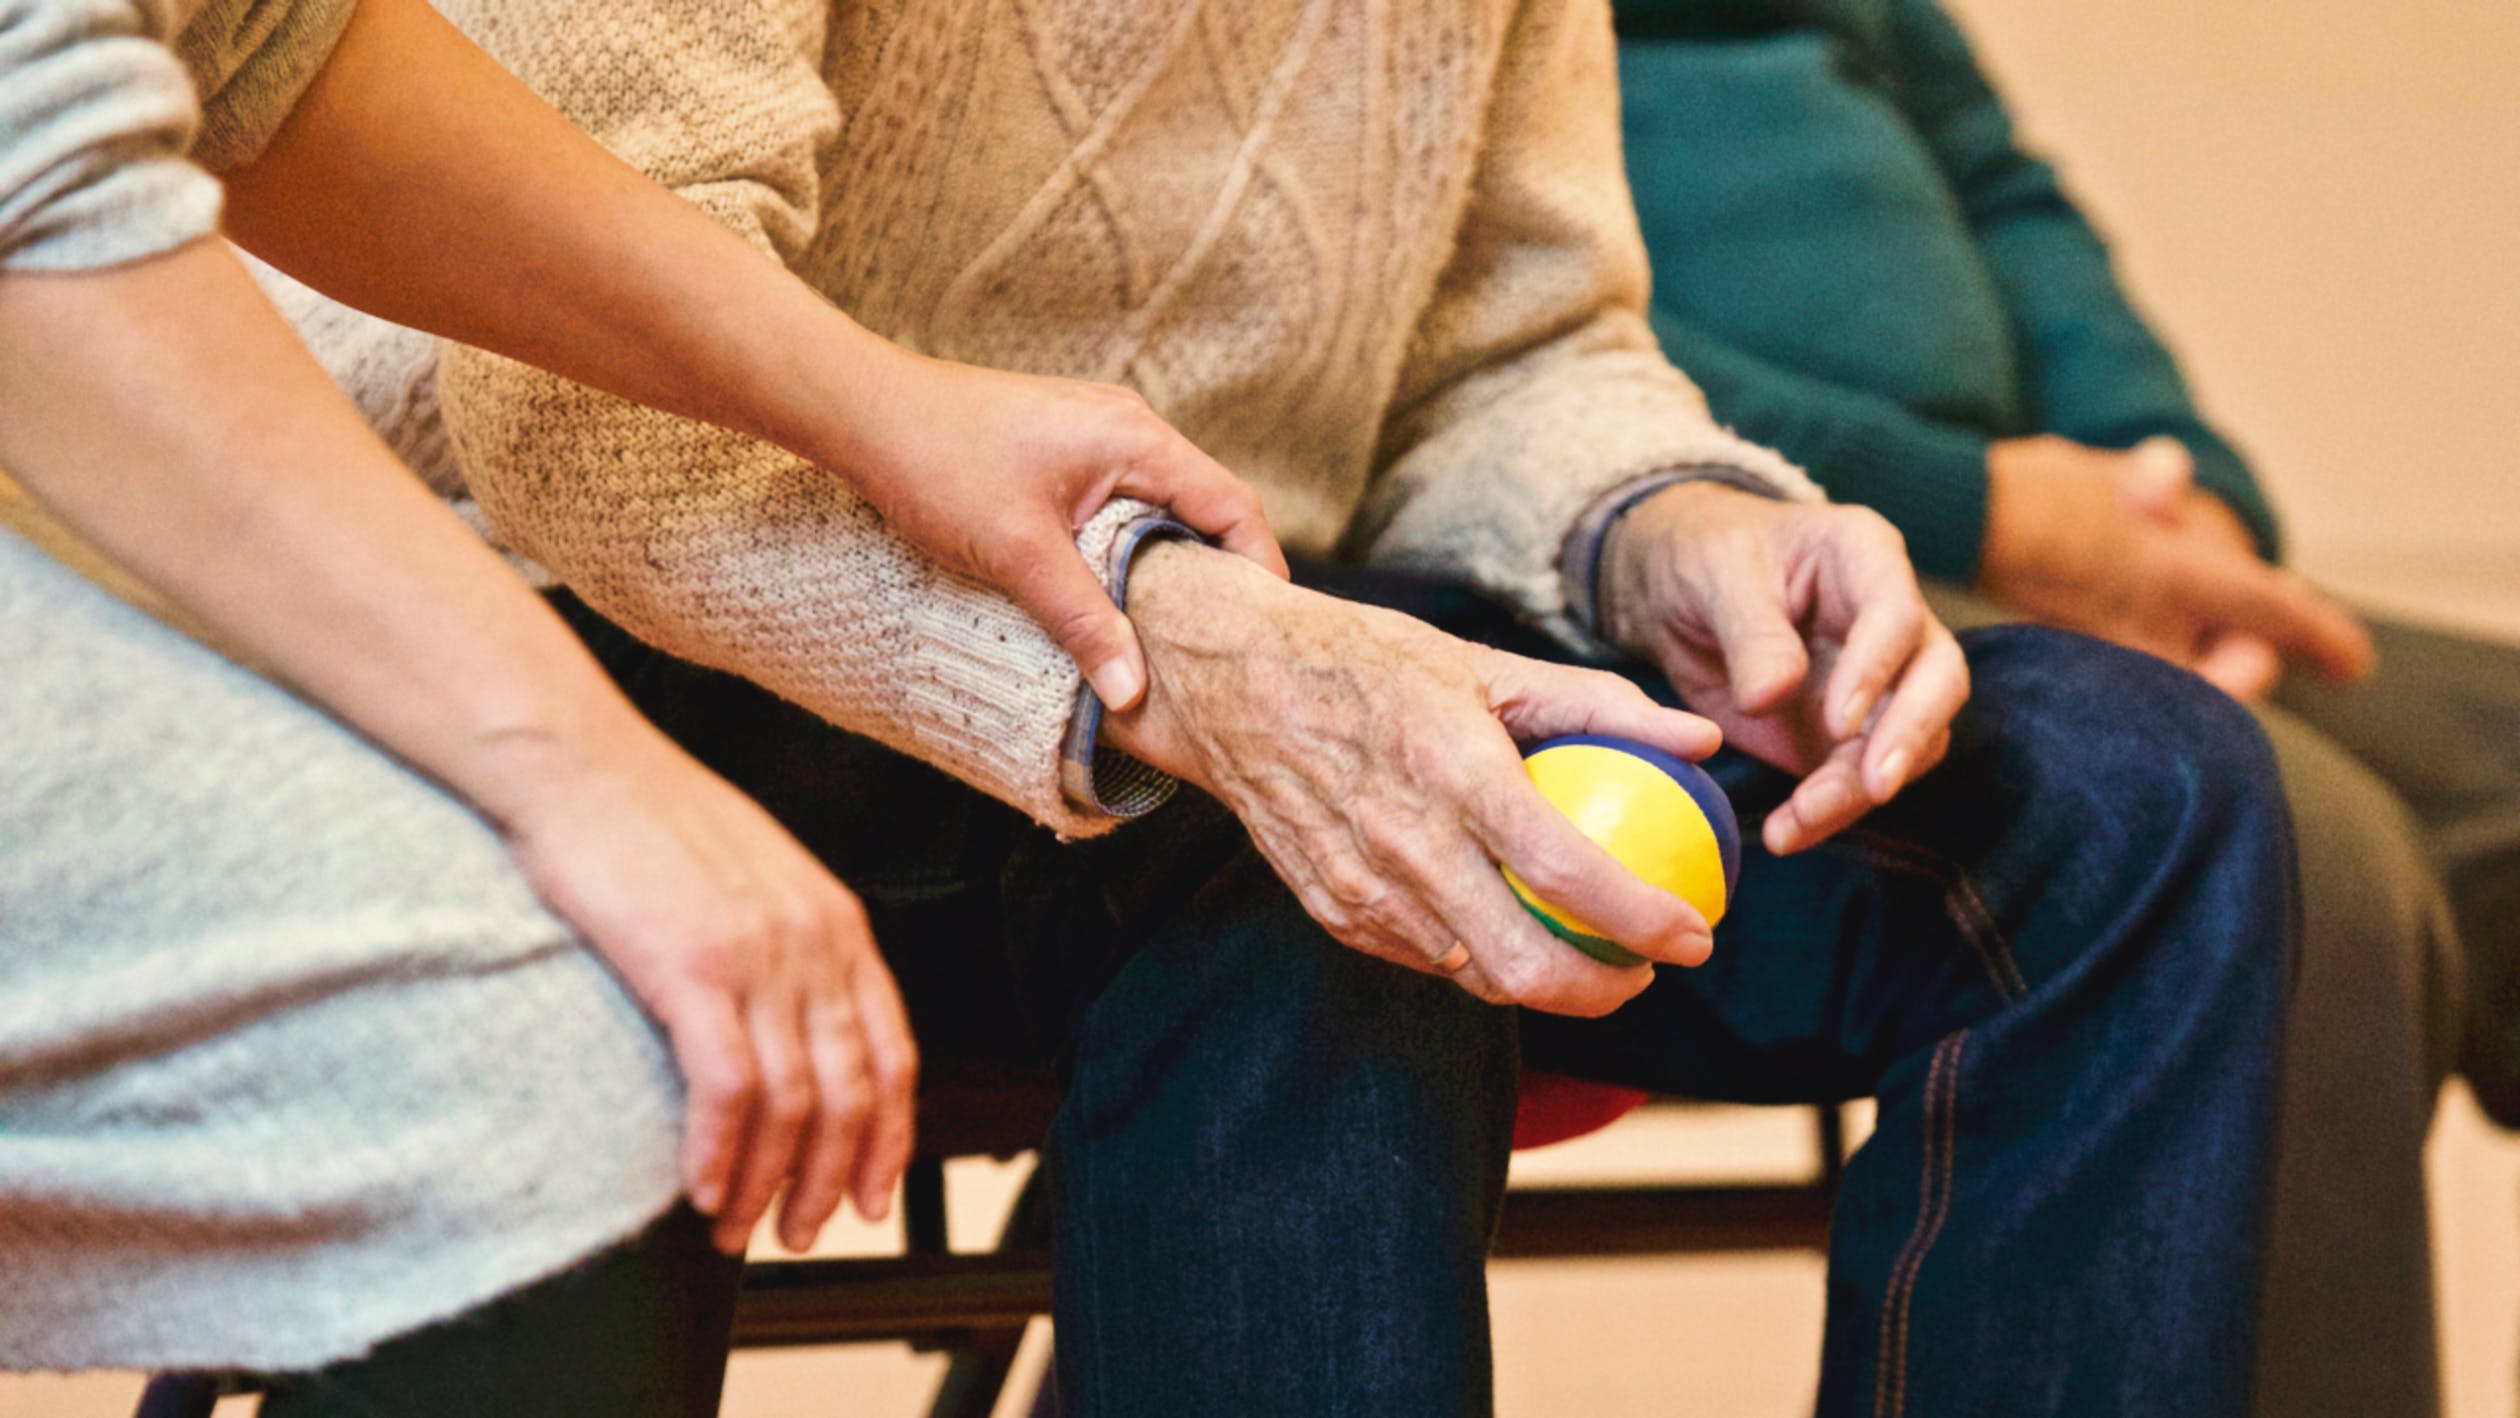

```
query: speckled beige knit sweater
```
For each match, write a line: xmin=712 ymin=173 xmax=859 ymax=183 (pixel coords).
xmin=286 ymin=0 xmax=1818 ymax=838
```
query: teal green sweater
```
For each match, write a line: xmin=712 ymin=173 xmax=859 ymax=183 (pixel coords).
xmin=1614 ymin=0 xmax=2281 ymax=581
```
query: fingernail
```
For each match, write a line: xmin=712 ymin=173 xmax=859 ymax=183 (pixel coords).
xmin=1837 ymin=689 xmax=1874 ymax=738
xmin=692 ymin=1181 xmax=723 ymax=1216
xmin=1089 ymin=656 xmax=1144 ymax=711
xmin=1764 ymin=813 xmax=1801 ymax=856
xmin=1875 ymin=748 xmax=1913 ymax=800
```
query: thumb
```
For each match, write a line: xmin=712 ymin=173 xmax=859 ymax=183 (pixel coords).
xmin=2116 ymin=436 xmax=2195 ymax=521
xmin=1000 ymin=541 xmax=1150 ymax=710
xmin=1112 ymin=440 xmax=1291 ymax=581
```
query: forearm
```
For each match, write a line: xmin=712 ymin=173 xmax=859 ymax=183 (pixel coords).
xmin=218 ymin=0 xmax=902 ymax=477
xmin=0 ymin=238 xmax=648 ymax=827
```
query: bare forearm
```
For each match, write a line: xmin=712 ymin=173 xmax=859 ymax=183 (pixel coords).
xmin=219 ymin=0 xmax=901 ymax=473
xmin=0 ymin=239 xmax=649 ymax=825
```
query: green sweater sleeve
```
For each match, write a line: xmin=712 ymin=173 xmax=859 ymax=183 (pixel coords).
xmin=1879 ymin=0 xmax=2284 ymax=561
xmin=1645 ymin=304 xmax=1997 ymax=582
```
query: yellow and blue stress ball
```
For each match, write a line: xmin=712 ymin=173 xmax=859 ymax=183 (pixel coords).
xmin=1505 ymin=735 xmax=1741 ymax=968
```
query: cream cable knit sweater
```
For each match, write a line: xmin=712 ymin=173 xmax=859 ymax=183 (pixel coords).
xmin=283 ymin=0 xmax=1818 ymax=839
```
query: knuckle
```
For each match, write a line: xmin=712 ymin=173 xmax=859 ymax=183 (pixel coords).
xmin=828 ymin=887 xmax=874 ymax=941
xmin=1851 ymin=506 xmax=1904 ymax=548
xmin=1483 ymin=949 xmax=1547 ymax=1004
xmin=872 ymin=1046 xmax=919 ymax=1094
xmin=693 ymin=1053 xmax=758 ymax=1111
xmin=771 ymin=900 xmax=826 ymax=952
xmin=764 ymin=1067 xmax=815 ymax=1123
xmin=1508 ymin=837 xmax=1584 ymax=901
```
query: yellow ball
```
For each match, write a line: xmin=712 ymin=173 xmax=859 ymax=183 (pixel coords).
xmin=1504 ymin=736 xmax=1740 ymax=967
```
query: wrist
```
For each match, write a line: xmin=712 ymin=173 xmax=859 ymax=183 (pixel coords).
xmin=445 ymin=671 xmax=683 ymax=836
xmin=1979 ymin=440 xmax=2061 ymax=594
xmin=737 ymin=301 xmax=927 ymax=479
xmin=1097 ymin=539 xmax=1289 ymax=785
xmin=1598 ymin=480 xmax=1750 ymax=652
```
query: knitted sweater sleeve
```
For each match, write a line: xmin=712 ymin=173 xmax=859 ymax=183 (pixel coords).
xmin=1883 ymin=0 xmax=2282 ymax=561
xmin=1351 ymin=0 xmax=1821 ymax=653
xmin=427 ymin=0 xmax=1138 ymax=837
xmin=0 ymin=0 xmax=350 ymax=272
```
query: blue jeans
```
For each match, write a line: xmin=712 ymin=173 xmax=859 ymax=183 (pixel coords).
xmin=554 ymin=571 xmax=2294 ymax=1418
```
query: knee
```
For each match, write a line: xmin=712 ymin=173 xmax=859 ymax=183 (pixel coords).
xmin=2257 ymin=710 xmax=2460 ymax=1085
xmin=1956 ymin=625 xmax=2287 ymax=854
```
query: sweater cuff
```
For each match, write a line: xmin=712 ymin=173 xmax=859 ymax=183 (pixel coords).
xmin=1056 ymin=513 xmax=1198 ymax=821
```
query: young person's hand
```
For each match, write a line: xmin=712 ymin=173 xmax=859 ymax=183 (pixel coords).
xmin=1599 ymin=482 xmax=1971 ymax=856
xmin=1981 ymin=436 xmax=2372 ymax=700
xmin=823 ymin=355 xmax=1288 ymax=712
xmin=477 ymin=719 xmax=918 ymax=1257
xmin=1102 ymin=543 xmax=1721 ymax=1018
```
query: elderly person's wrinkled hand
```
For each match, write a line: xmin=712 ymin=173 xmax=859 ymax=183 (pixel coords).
xmin=1598 ymin=481 xmax=1972 ymax=856
xmin=1101 ymin=543 xmax=1723 ymax=1018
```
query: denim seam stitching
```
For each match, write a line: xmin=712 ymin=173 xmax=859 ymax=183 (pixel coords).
xmin=1875 ymin=1029 xmax=1966 ymax=1418
xmin=1842 ymin=831 xmax=2030 ymax=999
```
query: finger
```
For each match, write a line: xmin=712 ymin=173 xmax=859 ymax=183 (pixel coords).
xmin=1819 ymin=588 xmax=1932 ymax=743
xmin=1859 ymin=624 xmax=1970 ymax=803
xmin=1703 ymin=574 xmax=1811 ymax=714
xmin=1115 ymin=444 xmax=1291 ymax=580
xmin=1466 ymin=773 xmax=1714 ymax=968
xmin=2180 ymin=558 xmax=2375 ymax=684
xmin=1764 ymin=736 xmax=1873 ymax=855
xmin=1428 ymin=842 xmax=1653 ymax=1018
xmin=2192 ymin=630 xmax=2283 ymax=702
xmin=1914 ymin=726 xmax=1953 ymax=779
xmin=717 ymin=994 xmax=816 ymax=1254
xmin=1485 ymin=657 xmax=1724 ymax=762
xmin=847 ymin=961 xmax=920 ymax=1221
xmin=669 ymin=994 xmax=757 ymax=1222
xmin=778 ymin=989 xmax=871 ymax=1253
xmin=995 ymin=538 xmax=1149 ymax=710
xmin=2116 ymin=437 xmax=2195 ymax=520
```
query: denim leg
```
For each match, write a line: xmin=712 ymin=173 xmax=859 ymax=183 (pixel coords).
xmin=1523 ymin=627 xmax=2295 ymax=1418
xmin=1045 ymin=822 xmax=1520 ymax=1418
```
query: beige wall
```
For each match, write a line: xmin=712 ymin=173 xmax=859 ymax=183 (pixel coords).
xmin=1941 ymin=0 xmax=2520 ymax=568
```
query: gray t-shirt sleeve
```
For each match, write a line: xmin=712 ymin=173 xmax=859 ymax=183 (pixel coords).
xmin=0 ymin=0 xmax=352 ymax=273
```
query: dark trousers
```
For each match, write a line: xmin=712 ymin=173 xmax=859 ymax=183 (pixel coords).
xmin=254 ymin=1206 xmax=741 ymax=1418
xmin=278 ymin=569 xmax=2296 ymax=1417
